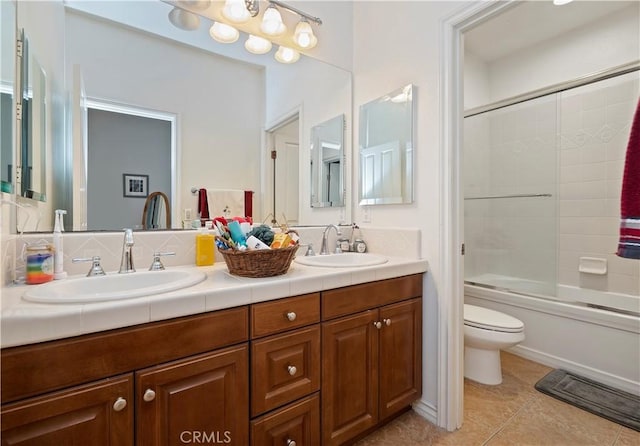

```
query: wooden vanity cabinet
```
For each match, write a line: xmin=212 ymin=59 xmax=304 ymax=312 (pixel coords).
xmin=321 ymin=275 xmax=422 ymax=446
xmin=1 ymin=374 xmax=134 ymax=446
xmin=1 ymin=306 xmax=249 ymax=446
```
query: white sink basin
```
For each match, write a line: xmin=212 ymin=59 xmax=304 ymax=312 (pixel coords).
xmin=23 ymin=269 xmax=207 ymax=304
xmin=295 ymin=253 xmax=388 ymax=268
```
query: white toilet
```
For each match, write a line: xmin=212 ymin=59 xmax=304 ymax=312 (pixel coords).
xmin=464 ymin=304 xmax=525 ymax=385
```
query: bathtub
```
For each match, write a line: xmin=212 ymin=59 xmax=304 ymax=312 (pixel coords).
xmin=464 ymin=277 xmax=640 ymax=395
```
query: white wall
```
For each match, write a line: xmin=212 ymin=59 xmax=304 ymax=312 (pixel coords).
xmin=353 ymin=0 xmax=469 ymax=415
xmin=488 ymin=4 xmax=640 ymax=103
xmin=462 ymin=50 xmax=490 ymax=110
xmin=65 ymin=11 xmax=264 ymax=225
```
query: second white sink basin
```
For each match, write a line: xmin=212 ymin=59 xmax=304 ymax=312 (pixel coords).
xmin=295 ymin=253 xmax=388 ymax=268
xmin=23 ymin=269 xmax=207 ymax=304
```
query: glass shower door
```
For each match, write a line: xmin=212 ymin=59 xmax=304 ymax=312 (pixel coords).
xmin=464 ymin=94 xmax=558 ymax=297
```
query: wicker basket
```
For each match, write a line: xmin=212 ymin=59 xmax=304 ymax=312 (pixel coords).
xmin=216 ymin=237 xmax=299 ymax=278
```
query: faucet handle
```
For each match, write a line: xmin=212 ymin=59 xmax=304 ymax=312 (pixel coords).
xmin=149 ymin=252 xmax=176 ymax=271
xmin=72 ymin=256 xmax=106 ymax=277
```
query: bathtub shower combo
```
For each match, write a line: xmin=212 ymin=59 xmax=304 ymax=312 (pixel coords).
xmin=463 ymin=66 xmax=640 ymax=393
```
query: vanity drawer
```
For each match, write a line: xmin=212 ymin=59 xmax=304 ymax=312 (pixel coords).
xmin=251 ymin=293 xmax=320 ymax=338
xmin=322 ymin=274 xmax=422 ymax=320
xmin=251 ymin=325 xmax=320 ymax=416
xmin=251 ymin=393 xmax=320 ymax=446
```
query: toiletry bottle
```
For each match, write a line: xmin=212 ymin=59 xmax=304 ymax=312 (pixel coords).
xmin=195 ymin=223 xmax=215 ymax=266
xmin=53 ymin=209 xmax=68 ymax=279
xmin=227 ymin=220 xmax=247 ymax=247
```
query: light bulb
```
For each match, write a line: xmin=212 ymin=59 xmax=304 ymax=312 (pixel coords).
xmin=275 ymin=46 xmax=300 ymax=64
xmin=245 ymin=35 xmax=272 ymax=55
xmin=222 ymin=0 xmax=250 ymax=23
xmin=293 ymin=19 xmax=317 ymax=49
xmin=209 ymin=22 xmax=239 ymax=44
xmin=260 ymin=4 xmax=286 ymax=36
xmin=168 ymin=7 xmax=200 ymax=31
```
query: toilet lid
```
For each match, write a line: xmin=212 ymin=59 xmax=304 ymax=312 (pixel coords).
xmin=464 ymin=304 xmax=524 ymax=333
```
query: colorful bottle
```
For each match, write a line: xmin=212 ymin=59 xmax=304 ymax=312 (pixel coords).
xmin=195 ymin=225 xmax=215 ymax=266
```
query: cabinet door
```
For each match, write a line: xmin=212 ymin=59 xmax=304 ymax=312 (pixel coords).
xmin=379 ymin=298 xmax=422 ymax=420
xmin=252 ymin=325 xmax=320 ymax=416
xmin=322 ymin=310 xmax=379 ymax=446
xmin=251 ymin=393 xmax=320 ymax=446
xmin=1 ymin=374 xmax=133 ymax=446
xmin=136 ymin=344 xmax=248 ymax=446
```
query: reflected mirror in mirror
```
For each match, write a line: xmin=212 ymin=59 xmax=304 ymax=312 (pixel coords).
xmin=20 ymin=32 xmax=47 ymax=202
xmin=310 ymin=114 xmax=344 ymax=208
xmin=142 ymin=191 xmax=171 ymax=230
xmin=1 ymin=0 xmax=15 ymax=193
xmin=359 ymin=84 xmax=414 ymax=205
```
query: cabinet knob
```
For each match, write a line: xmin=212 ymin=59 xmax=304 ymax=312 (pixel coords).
xmin=287 ymin=365 xmax=297 ymax=376
xmin=286 ymin=311 xmax=297 ymax=321
xmin=373 ymin=321 xmax=382 ymax=329
xmin=384 ymin=318 xmax=392 ymax=326
xmin=113 ymin=397 xmax=127 ymax=412
xmin=143 ymin=388 xmax=156 ymax=402
xmin=286 ymin=440 xmax=296 ymax=446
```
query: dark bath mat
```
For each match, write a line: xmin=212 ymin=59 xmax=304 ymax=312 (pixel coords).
xmin=535 ymin=369 xmax=640 ymax=432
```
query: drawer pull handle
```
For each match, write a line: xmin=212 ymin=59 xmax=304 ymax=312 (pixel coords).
xmin=373 ymin=321 xmax=382 ymax=329
xmin=384 ymin=318 xmax=392 ymax=326
xmin=287 ymin=365 xmax=297 ymax=376
xmin=286 ymin=311 xmax=297 ymax=321
xmin=113 ymin=397 xmax=127 ymax=412
xmin=143 ymin=389 xmax=156 ymax=402
xmin=286 ymin=439 xmax=296 ymax=446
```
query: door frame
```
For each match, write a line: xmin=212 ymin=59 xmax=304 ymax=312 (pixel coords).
xmin=438 ymin=0 xmax=518 ymax=431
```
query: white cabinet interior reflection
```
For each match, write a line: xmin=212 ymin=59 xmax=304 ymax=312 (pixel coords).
xmin=359 ymin=84 xmax=414 ymax=205
xmin=310 ymin=114 xmax=345 ymax=208
xmin=19 ymin=31 xmax=47 ymax=202
xmin=1 ymin=1 xmax=16 ymax=194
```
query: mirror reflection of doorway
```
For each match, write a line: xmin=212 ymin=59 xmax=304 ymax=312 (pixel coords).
xmin=266 ymin=116 xmax=299 ymax=225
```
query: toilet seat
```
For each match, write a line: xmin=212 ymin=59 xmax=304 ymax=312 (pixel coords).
xmin=464 ymin=304 xmax=524 ymax=333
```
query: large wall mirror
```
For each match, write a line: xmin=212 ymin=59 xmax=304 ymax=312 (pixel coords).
xmin=19 ymin=32 xmax=47 ymax=202
xmin=359 ymin=84 xmax=415 ymax=205
xmin=12 ymin=1 xmax=352 ymax=232
xmin=310 ymin=114 xmax=344 ymax=208
xmin=1 ymin=0 xmax=16 ymax=194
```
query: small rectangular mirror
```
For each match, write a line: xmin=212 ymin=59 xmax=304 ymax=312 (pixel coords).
xmin=310 ymin=114 xmax=345 ymax=208
xmin=359 ymin=84 xmax=414 ymax=205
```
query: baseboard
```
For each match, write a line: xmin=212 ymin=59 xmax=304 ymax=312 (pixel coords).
xmin=412 ymin=399 xmax=438 ymax=426
xmin=509 ymin=345 xmax=640 ymax=395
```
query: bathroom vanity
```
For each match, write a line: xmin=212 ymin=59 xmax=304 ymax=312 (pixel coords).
xmin=0 ymin=260 xmax=425 ymax=445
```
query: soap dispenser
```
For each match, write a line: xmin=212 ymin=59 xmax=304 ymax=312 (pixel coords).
xmin=53 ymin=209 xmax=67 ymax=279
xmin=195 ymin=222 xmax=215 ymax=266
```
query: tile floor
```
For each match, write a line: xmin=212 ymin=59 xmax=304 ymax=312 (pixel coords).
xmin=356 ymin=352 xmax=639 ymax=446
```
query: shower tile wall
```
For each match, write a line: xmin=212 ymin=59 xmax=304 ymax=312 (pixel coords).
xmin=558 ymin=72 xmax=640 ymax=297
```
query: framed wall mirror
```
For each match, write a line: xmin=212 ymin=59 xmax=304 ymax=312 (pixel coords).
xmin=310 ymin=114 xmax=345 ymax=208
xmin=1 ymin=1 xmax=16 ymax=194
xmin=359 ymin=84 xmax=415 ymax=205
xmin=19 ymin=31 xmax=47 ymax=202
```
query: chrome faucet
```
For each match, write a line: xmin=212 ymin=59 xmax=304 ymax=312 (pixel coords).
xmin=118 ymin=228 xmax=136 ymax=273
xmin=320 ymin=224 xmax=342 ymax=255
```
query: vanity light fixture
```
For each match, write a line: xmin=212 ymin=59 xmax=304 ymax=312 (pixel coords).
xmin=260 ymin=3 xmax=286 ymax=36
xmin=166 ymin=0 xmax=322 ymax=64
xmin=168 ymin=6 xmax=201 ymax=30
xmin=245 ymin=34 xmax=272 ymax=54
xmin=293 ymin=18 xmax=317 ymax=49
xmin=274 ymin=45 xmax=300 ymax=64
xmin=553 ymin=0 xmax=574 ymax=4
xmin=209 ymin=22 xmax=239 ymax=43
xmin=222 ymin=0 xmax=251 ymax=23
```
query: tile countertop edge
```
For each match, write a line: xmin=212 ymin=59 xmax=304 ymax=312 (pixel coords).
xmin=0 ymin=257 xmax=429 ymax=348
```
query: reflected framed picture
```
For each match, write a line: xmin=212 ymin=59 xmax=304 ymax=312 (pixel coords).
xmin=123 ymin=173 xmax=149 ymax=198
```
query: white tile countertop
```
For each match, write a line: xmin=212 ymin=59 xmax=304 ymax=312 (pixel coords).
xmin=1 ymin=256 xmax=428 ymax=348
